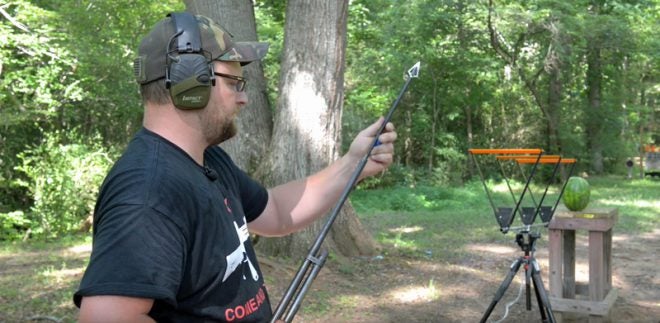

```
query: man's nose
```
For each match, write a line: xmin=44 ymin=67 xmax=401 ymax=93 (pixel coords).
xmin=237 ymin=91 xmax=248 ymax=106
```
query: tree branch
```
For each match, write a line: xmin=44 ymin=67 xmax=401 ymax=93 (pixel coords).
xmin=0 ymin=5 xmax=30 ymax=32
xmin=488 ymin=0 xmax=552 ymax=122
xmin=487 ymin=0 xmax=514 ymax=65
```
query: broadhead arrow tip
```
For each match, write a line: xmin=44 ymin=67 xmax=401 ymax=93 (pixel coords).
xmin=408 ymin=61 xmax=421 ymax=78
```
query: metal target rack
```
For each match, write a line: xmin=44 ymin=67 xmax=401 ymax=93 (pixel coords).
xmin=468 ymin=148 xmax=577 ymax=323
xmin=468 ymin=148 xmax=577 ymax=234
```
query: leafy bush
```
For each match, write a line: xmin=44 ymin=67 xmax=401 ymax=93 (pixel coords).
xmin=351 ymin=181 xmax=484 ymax=214
xmin=8 ymin=130 xmax=114 ymax=239
xmin=0 ymin=211 xmax=31 ymax=241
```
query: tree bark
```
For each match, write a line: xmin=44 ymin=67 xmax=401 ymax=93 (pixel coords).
xmin=404 ymin=109 xmax=413 ymax=167
xmin=585 ymin=17 xmax=605 ymax=174
xmin=184 ymin=0 xmax=273 ymax=174
xmin=465 ymin=104 xmax=474 ymax=178
xmin=429 ymin=77 xmax=438 ymax=173
xmin=546 ymin=47 xmax=562 ymax=155
xmin=256 ymin=0 xmax=378 ymax=259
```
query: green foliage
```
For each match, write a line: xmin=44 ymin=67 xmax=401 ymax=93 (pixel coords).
xmin=0 ymin=1 xmax=82 ymax=124
xmin=0 ymin=211 xmax=31 ymax=241
xmin=344 ymin=0 xmax=496 ymax=180
xmin=255 ymin=1 xmax=285 ymax=106
xmin=54 ymin=0 xmax=184 ymax=141
xmin=352 ymin=180 xmax=485 ymax=214
xmin=0 ymin=0 xmax=657 ymax=238
xmin=9 ymin=130 xmax=114 ymax=239
xmin=0 ymin=0 xmax=83 ymax=215
xmin=0 ymin=0 xmax=180 ymax=236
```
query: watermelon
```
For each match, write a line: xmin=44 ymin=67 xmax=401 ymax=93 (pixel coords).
xmin=562 ymin=176 xmax=590 ymax=211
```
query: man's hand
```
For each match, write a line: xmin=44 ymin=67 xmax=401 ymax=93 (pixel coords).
xmin=347 ymin=117 xmax=397 ymax=180
xmin=249 ymin=117 xmax=397 ymax=237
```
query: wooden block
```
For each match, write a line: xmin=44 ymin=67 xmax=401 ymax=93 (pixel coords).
xmin=563 ymin=230 xmax=576 ymax=298
xmin=604 ymin=229 xmax=612 ymax=291
xmin=547 ymin=208 xmax=618 ymax=321
xmin=549 ymin=229 xmax=563 ymax=297
xmin=589 ymin=231 xmax=606 ymax=301
xmin=549 ymin=288 xmax=618 ymax=316
xmin=549 ymin=208 xmax=618 ymax=231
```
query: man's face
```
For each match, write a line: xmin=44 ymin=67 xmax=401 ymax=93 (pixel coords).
xmin=201 ymin=61 xmax=248 ymax=146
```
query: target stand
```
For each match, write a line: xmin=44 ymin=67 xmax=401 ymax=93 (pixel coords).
xmin=468 ymin=148 xmax=577 ymax=323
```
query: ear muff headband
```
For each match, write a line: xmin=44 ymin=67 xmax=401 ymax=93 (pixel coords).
xmin=165 ymin=12 xmax=215 ymax=110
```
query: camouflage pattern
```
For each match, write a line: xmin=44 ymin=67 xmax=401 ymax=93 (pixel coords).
xmin=135 ymin=13 xmax=269 ymax=84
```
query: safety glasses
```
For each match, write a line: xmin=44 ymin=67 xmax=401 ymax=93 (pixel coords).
xmin=214 ymin=72 xmax=247 ymax=92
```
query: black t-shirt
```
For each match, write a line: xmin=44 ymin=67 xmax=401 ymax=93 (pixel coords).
xmin=74 ymin=128 xmax=272 ymax=322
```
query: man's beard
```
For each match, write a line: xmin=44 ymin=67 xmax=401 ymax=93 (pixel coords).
xmin=208 ymin=120 xmax=237 ymax=146
xmin=200 ymin=108 xmax=237 ymax=146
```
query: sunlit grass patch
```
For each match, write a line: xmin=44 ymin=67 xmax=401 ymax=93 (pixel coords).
xmin=388 ymin=279 xmax=441 ymax=304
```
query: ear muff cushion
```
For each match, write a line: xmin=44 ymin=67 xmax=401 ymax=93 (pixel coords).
xmin=169 ymin=54 xmax=213 ymax=109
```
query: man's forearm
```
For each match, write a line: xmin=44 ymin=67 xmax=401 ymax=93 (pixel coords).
xmin=268 ymin=154 xmax=358 ymax=231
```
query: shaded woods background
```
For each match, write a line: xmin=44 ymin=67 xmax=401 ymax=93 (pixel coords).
xmin=0 ymin=0 xmax=657 ymax=240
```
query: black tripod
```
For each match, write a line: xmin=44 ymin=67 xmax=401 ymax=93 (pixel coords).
xmin=480 ymin=231 xmax=556 ymax=323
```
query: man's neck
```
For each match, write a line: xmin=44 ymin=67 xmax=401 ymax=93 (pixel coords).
xmin=143 ymin=103 xmax=207 ymax=165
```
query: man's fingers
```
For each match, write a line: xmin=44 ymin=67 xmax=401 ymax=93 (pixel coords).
xmin=378 ymin=130 xmax=397 ymax=144
xmin=370 ymin=142 xmax=394 ymax=160
xmin=370 ymin=152 xmax=393 ymax=164
xmin=360 ymin=117 xmax=385 ymax=138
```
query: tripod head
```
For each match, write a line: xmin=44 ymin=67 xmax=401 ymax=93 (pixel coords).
xmin=514 ymin=230 xmax=540 ymax=254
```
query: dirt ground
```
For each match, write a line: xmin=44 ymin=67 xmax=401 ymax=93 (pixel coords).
xmin=0 ymin=228 xmax=656 ymax=322
xmin=261 ymin=228 xmax=660 ymax=322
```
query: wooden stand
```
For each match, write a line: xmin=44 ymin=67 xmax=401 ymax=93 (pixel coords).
xmin=548 ymin=208 xmax=618 ymax=323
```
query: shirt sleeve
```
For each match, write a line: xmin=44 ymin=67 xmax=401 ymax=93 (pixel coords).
xmin=74 ymin=204 xmax=186 ymax=307
xmin=234 ymin=166 xmax=268 ymax=222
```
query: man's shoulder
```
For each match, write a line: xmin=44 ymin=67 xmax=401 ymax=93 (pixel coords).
xmin=101 ymin=130 xmax=205 ymax=205
xmin=115 ymin=129 xmax=197 ymax=175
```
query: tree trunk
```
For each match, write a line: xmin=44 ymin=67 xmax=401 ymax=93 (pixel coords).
xmin=256 ymin=0 xmax=378 ymax=259
xmin=546 ymin=51 xmax=562 ymax=155
xmin=585 ymin=37 xmax=604 ymax=174
xmin=583 ymin=1 xmax=606 ymax=174
xmin=465 ymin=104 xmax=474 ymax=178
xmin=429 ymin=77 xmax=438 ymax=173
xmin=548 ymin=60 xmax=566 ymax=180
xmin=404 ymin=109 xmax=413 ymax=167
xmin=184 ymin=0 xmax=273 ymax=174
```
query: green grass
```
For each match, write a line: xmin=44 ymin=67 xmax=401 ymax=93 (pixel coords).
xmin=586 ymin=176 xmax=659 ymax=231
xmin=350 ymin=175 xmax=659 ymax=260
xmin=0 ymin=175 xmax=656 ymax=322
xmin=0 ymin=235 xmax=91 ymax=323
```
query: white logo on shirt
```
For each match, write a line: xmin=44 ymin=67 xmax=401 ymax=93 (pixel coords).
xmin=223 ymin=219 xmax=259 ymax=282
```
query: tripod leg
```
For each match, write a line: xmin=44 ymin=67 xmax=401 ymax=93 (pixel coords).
xmin=525 ymin=259 xmax=532 ymax=310
xmin=531 ymin=267 xmax=548 ymax=321
xmin=480 ymin=258 xmax=523 ymax=323
xmin=531 ymin=259 xmax=557 ymax=323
